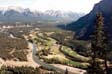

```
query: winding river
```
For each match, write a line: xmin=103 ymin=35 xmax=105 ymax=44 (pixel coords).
xmin=29 ymin=42 xmax=86 ymax=74
xmin=29 ymin=42 xmax=64 ymax=73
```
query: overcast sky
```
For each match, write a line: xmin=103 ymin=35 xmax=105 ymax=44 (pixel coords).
xmin=0 ymin=0 xmax=101 ymax=13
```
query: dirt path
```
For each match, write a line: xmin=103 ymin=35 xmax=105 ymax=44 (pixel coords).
xmin=9 ymin=48 xmax=16 ymax=55
xmin=0 ymin=42 xmax=40 ymax=68
xmin=32 ymin=42 xmax=87 ymax=74
xmin=52 ymin=64 xmax=86 ymax=74
xmin=0 ymin=42 xmax=86 ymax=74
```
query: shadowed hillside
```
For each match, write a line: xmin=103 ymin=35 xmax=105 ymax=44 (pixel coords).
xmin=66 ymin=0 xmax=112 ymax=41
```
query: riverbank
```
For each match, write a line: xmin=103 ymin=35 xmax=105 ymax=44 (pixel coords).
xmin=0 ymin=41 xmax=86 ymax=74
xmin=31 ymin=42 xmax=86 ymax=74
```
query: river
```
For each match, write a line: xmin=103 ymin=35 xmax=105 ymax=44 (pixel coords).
xmin=29 ymin=42 xmax=86 ymax=74
xmin=30 ymin=42 xmax=64 ymax=73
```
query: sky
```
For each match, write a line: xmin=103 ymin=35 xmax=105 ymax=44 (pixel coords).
xmin=0 ymin=0 xmax=101 ymax=13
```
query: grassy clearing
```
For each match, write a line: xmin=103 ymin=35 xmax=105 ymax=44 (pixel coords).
xmin=61 ymin=46 xmax=90 ymax=62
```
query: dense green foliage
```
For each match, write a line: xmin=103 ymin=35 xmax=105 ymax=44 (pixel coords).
xmin=0 ymin=66 xmax=61 ymax=74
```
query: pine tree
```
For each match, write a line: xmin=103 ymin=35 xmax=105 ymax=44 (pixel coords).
xmin=65 ymin=68 xmax=68 ymax=74
xmin=88 ymin=13 xmax=109 ymax=74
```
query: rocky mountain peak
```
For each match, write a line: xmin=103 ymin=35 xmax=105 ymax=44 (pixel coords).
xmin=0 ymin=6 xmax=85 ymax=23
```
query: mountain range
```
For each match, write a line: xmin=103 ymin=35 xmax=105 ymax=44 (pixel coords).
xmin=0 ymin=6 xmax=84 ymax=23
xmin=67 ymin=0 xmax=112 ymax=41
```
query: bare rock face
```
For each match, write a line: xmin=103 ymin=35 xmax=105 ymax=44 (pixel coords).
xmin=67 ymin=0 xmax=112 ymax=41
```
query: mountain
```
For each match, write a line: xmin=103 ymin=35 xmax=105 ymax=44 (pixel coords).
xmin=67 ymin=0 xmax=112 ymax=41
xmin=0 ymin=6 xmax=85 ymax=23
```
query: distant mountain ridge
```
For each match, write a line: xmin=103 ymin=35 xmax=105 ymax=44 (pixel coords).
xmin=67 ymin=0 xmax=112 ymax=41
xmin=0 ymin=6 xmax=85 ymax=23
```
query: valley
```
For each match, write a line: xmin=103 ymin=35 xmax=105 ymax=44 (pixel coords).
xmin=0 ymin=14 xmax=112 ymax=74
xmin=0 ymin=0 xmax=112 ymax=74
xmin=0 ymin=24 xmax=90 ymax=74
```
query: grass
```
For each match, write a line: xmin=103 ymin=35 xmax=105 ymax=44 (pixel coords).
xmin=65 ymin=60 xmax=87 ymax=69
xmin=31 ymin=30 xmax=89 ymax=69
xmin=41 ymin=55 xmax=87 ymax=69
xmin=61 ymin=46 xmax=90 ymax=62
xmin=34 ymin=33 xmax=56 ymax=46
xmin=72 ymin=40 xmax=89 ymax=46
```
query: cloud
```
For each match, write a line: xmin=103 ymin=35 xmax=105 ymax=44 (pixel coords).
xmin=0 ymin=0 xmax=101 ymax=13
xmin=0 ymin=0 xmax=33 ymax=6
xmin=30 ymin=0 xmax=101 ymax=13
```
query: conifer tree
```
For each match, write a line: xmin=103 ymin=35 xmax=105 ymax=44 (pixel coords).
xmin=88 ymin=13 xmax=108 ymax=74
xmin=65 ymin=68 xmax=68 ymax=74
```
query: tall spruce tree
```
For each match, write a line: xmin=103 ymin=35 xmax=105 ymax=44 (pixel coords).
xmin=88 ymin=13 xmax=108 ymax=74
